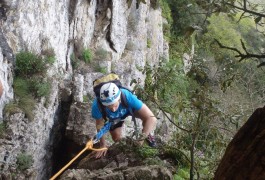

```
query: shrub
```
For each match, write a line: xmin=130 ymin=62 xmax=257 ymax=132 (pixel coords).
xmin=13 ymin=78 xmax=36 ymax=121
xmin=13 ymin=50 xmax=53 ymax=121
xmin=15 ymin=51 xmax=53 ymax=98
xmin=15 ymin=51 xmax=53 ymax=77
xmin=4 ymin=102 xmax=21 ymax=115
xmin=14 ymin=77 xmax=50 ymax=99
xmin=35 ymin=81 xmax=50 ymax=98
xmin=13 ymin=78 xmax=30 ymax=98
xmin=82 ymin=49 xmax=92 ymax=63
xmin=16 ymin=153 xmax=33 ymax=171
xmin=29 ymin=78 xmax=51 ymax=98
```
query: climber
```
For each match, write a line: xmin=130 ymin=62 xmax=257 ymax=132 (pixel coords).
xmin=91 ymin=82 xmax=157 ymax=158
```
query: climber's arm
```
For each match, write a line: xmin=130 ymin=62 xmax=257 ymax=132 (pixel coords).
xmin=93 ymin=119 xmax=108 ymax=158
xmin=134 ymin=104 xmax=157 ymax=136
xmin=95 ymin=119 xmax=107 ymax=147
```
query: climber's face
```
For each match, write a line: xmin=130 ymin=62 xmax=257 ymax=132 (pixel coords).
xmin=107 ymin=100 xmax=120 ymax=112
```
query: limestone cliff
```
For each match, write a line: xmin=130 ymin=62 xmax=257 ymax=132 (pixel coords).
xmin=0 ymin=0 xmax=169 ymax=179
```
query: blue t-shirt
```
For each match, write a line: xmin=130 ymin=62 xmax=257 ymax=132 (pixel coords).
xmin=92 ymin=89 xmax=143 ymax=121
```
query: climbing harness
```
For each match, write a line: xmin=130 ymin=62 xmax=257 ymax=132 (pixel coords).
xmin=49 ymin=139 xmax=107 ymax=180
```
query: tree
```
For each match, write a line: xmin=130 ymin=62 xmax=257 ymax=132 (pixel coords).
xmin=196 ymin=0 xmax=265 ymax=67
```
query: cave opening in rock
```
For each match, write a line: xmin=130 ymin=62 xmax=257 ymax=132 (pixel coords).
xmin=49 ymin=96 xmax=86 ymax=176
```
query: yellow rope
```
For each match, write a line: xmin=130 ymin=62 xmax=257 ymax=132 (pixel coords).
xmin=49 ymin=140 xmax=107 ymax=180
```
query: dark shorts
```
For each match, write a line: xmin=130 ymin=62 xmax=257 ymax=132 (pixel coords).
xmin=110 ymin=121 xmax=124 ymax=131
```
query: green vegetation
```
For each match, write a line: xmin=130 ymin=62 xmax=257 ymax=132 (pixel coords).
xmin=140 ymin=0 xmax=265 ymax=179
xmin=0 ymin=122 xmax=6 ymax=138
xmin=174 ymin=168 xmax=190 ymax=180
xmin=136 ymin=145 xmax=159 ymax=158
xmin=15 ymin=51 xmax=54 ymax=77
xmin=135 ymin=64 xmax=143 ymax=71
xmin=158 ymin=0 xmax=172 ymax=40
xmin=147 ymin=38 xmax=151 ymax=48
xmin=42 ymin=48 xmax=56 ymax=64
xmin=29 ymin=78 xmax=51 ymax=98
xmin=95 ymin=65 xmax=107 ymax=74
xmin=83 ymin=94 xmax=93 ymax=103
xmin=12 ymin=51 xmax=54 ymax=120
xmin=4 ymin=102 xmax=21 ymax=115
xmin=82 ymin=48 xmax=92 ymax=63
xmin=199 ymin=14 xmax=249 ymax=62
xmin=16 ymin=153 xmax=33 ymax=171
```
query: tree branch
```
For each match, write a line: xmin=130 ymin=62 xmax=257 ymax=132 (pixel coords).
xmin=214 ymin=39 xmax=242 ymax=55
xmin=214 ymin=39 xmax=265 ymax=67
xmin=224 ymin=1 xmax=265 ymax=17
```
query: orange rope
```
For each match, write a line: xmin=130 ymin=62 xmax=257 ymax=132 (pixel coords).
xmin=49 ymin=140 xmax=107 ymax=180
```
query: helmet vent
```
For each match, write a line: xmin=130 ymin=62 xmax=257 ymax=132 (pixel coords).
xmin=103 ymin=90 xmax=109 ymax=97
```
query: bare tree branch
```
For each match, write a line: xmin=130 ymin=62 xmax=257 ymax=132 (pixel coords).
xmin=224 ymin=1 xmax=265 ymax=17
xmin=214 ymin=39 xmax=265 ymax=67
xmin=214 ymin=39 xmax=242 ymax=55
xmin=237 ymin=12 xmax=246 ymax=23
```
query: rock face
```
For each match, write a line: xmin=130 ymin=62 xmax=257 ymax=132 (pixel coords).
xmin=58 ymin=138 xmax=174 ymax=180
xmin=214 ymin=106 xmax=265 ymax=179
xmin=0 ymin=46 xmax=13 ymax=119
xmin=0 ymin=0 xmax=171 ymax=179
xmin=0 ymin=80 xmax=3 ymax=98
xmin=65 ymin=102 xmax=96 ymax=146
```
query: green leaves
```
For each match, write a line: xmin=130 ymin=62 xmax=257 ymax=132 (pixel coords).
xmin=15 ymin=51 xmax=53 ymax=77
xmin=13 ymin=51 xmax=54 ymax=120
xmin=15 ymin=52 xmax=41 ymax=77
xmin=135 ymin=145 xmax=158 ymax=158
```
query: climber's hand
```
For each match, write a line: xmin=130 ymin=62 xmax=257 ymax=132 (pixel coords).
xmin=92 ymin=147 xmax=108 ymax=159
xmin=89 ymin=143 xmax=108 ymax=159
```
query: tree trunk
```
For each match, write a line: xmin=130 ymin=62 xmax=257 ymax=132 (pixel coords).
xmin=214 ymin=106 xmax=265 ymax=180
xmin=190 ymin=134 xmax=195 ymax=180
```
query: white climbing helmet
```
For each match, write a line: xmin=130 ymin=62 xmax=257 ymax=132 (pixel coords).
xmin=99 ymin=82 xmax=121 ymax=106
